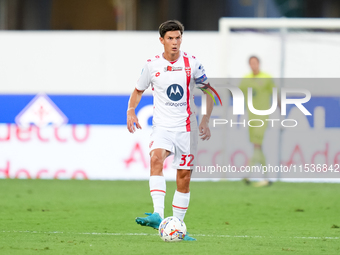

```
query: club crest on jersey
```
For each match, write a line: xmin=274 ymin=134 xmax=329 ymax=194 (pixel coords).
xmin=185 ymin=67 xmax=191 ymax=77
xmin=164 ymin=66 xmax=183 ymax=72
xmin=167 ymin=84 xmax=184 ymax=101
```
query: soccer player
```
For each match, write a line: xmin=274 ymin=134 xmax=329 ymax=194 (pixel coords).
xmin=239 ymin=56 xmax=275 ymax=187
xmin=126 ymin=20 xmax=214 ymax=241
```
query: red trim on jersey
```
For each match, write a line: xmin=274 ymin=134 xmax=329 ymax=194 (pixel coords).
xmin=172 ymin=205 xmax=188 ymax=210
xmin=183 ymin=56 xmax=191 ymax=132
xmin=135 ymin=88 xmax=144 ymax=92
xmin=150 ymin=189 xmax=166 ymax=193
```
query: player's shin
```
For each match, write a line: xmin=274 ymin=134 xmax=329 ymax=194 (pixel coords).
xmin=149 ymin=176 xmax=166 ymax=219
xmin=172 ymin=190 xmax=190 ymax=221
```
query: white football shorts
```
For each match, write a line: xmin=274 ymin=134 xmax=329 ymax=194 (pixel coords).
xmin=149 ymin=127 xmax=198 ymax=170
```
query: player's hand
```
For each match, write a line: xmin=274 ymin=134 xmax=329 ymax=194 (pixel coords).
xmin=199 ymin=120 xmax=211 ymax=141
xmin=127 ymin=109 xmax=142 ymax=133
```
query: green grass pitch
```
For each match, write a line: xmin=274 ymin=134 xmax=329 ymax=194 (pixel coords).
xmin=0 ymin=179 xmax=339 ymax=254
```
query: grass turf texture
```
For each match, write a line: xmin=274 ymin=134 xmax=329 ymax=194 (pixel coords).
xmin=0 ymin=180 xmax=339 ymax=254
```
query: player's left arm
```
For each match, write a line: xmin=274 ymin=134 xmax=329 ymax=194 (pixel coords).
xmin=199 ymin=86 xmax=214 ymax=141
xmin=193 ymin=59 xmax=214 ymax=140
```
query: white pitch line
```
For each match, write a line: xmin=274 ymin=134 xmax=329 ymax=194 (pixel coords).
xmin=1 ymin=231 xmax=339 ymax=240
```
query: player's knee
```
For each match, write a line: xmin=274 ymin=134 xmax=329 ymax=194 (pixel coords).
xmin=150 ymin=154 xmax=164 ymax=169
xmin=183 ymin=174 xmax=191 ymax=184
xmin=178 ymin=172 xmax=191 ymax=184
xmin=177 ymin=174 xmax=191 ymax=193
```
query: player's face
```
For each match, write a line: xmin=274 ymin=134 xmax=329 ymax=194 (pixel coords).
xmin=160 ymin=31 xmax=182 ymax=57
xmin=249 ymin=58 xmax=260 ymax=74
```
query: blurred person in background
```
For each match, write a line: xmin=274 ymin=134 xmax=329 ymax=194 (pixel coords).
xmin=239 ymin=56 xmax=276 ymax=187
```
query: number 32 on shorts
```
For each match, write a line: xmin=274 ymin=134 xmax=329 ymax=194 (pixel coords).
xmin=179 ymin=154 xmax=194 ymax=167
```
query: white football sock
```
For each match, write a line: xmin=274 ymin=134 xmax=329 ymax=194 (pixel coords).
xmin=149 ymin=175 xmax=166 ymax=219
xmin=172 ymin=190 xmax=190 ymax=221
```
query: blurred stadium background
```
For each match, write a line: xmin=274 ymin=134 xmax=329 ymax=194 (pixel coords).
xmin=1 ymin=0 xmax=340 ymax=181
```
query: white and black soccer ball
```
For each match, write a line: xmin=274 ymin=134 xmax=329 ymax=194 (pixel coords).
xmin=158 ymin=216 xmax=187 ymax=242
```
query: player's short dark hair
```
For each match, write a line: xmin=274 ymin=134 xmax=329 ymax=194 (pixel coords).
xmin=249 ymin=55 xmax=260 ymax=63
xmin=159 ymin=20 xmax=184 ymax=38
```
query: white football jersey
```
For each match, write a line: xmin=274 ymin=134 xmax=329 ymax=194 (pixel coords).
xmin=136 ymin=51 xmax=207 ymax=132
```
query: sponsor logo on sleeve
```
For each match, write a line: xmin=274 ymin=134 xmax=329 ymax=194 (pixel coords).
xmin=198 ymin=65 xmax=205 ymax=73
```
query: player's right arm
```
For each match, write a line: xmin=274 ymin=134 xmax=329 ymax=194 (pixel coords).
xmin=127 ymin=62 xmax=151 ymax=133
xmin=127 ymin=88 xmax=144 ymax=133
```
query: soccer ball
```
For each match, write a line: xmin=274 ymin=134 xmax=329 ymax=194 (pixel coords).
xmin=158 ymin=216 xmax=186 ymax=242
